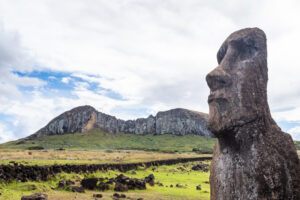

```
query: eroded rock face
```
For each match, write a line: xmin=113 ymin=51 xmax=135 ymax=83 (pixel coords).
xmin=29 ymin=106 xmax=212 ymax=138
xmin=29 ymin=106 xmax=97 ymax=139
xmin=156 ymin=109 xmax=210 ymax=136
xmin=207 ymin=28 xmax=300 ymax=200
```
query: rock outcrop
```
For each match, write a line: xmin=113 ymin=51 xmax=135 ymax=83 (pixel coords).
xmin=28 ymin=106 xmax=212 ymax=139
xmin=206 ymin=28 xmax=300 ymax=199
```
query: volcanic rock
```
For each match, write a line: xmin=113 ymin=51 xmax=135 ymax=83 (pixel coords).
xmin=196 ymin=185 xmax=201 ymax=190
xmin=96 ymin=182 xmax=110 ymax=191
xmin=191 ymin=162 xmax=209 ymax=172
xmin=113 ymin=193 xmax=120 ymax=198
xmin=206 ymin=28 xmax=300 ymax=199
xmin=71 ymin=186 xmax=85 ymax=193
xmin=114 ymin=182 xmax=128 ymax=192
xmin=21 ymin=193 xmax=48 ymax=200
xmin=81 ymin=178 xmax=99 ymax=190
xmin=93 ymin=194 xmax=103 ymax=198
xmin=144 ymin=174 xmax=155 ymax=186
xmin=57 ymin=180 xmax=65 ymax=188
xmin=28 ymin=106 xmax=213 ymax=138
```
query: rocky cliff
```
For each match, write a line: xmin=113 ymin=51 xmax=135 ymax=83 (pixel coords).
xmin=28 ymin=105 xmax=213 ymax=139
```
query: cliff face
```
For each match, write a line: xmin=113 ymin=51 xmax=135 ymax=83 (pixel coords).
xmin=29 ymin=105 xmax=213 ymax=139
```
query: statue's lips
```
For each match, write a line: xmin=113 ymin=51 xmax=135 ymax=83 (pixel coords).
xmin=208 ymin=94 xmax=227 ymax=104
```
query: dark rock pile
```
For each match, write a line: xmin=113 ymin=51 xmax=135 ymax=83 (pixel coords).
xmin=80 ymin=174 xmax=154 ymax=192
xmin=0 ymin=157 xmax=211 ymax=183
xmin=191 ymin=162 xmax=209 ymax=172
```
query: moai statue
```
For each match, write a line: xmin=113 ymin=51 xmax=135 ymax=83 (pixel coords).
xmin=206 ymin=28 xmax=300 ymax=200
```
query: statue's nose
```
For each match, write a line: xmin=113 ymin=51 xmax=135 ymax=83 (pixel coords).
xmin=206 ymin=67 xmax=232 ymax=91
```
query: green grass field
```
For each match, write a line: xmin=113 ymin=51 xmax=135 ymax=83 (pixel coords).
xmin=0 ymin=148 xmax=210 ymax=166
xmin=0 ymin=130 xmax=214 ymax=199
xmin=0 ymin=160 xmax=211 ymax=200
xmin=0 ymin=129 xmax=217 ymax=153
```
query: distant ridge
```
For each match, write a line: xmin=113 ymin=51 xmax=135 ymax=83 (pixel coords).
xmin=28 ymin=105 xmax=213 ymax=139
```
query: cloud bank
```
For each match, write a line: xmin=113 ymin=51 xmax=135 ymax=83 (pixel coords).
xmin=0 ymin=0 xmax=300 ymax=142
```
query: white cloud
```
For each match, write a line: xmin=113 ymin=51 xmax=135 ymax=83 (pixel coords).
xmin=0 ymin=0 xmax=300 ymax=141
xmin=61 ymin=77 xmax=71 ymax=84
xmin=0 ymin=122 xmax=15 ymax=143
xmin=288 ymin=126 xmax=300 ymax=141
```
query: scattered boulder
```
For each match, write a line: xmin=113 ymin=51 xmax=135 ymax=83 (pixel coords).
xmin=57 ymin=180 xmax=65 ymax=188
xmin=96 ymin=183 xmax=110 ymax=191
xmin=81 ymin=178 xmax=99 ymax=190
xmin=114 ymin=182 xmax=128 ymax=192
xmin=196 ymin=185 xmax=201 ymax=190
xmin=191 ymin=162 xmax=209 ymax=172
xmin=65 ymin=180 xmax=75 ymax=186
xmin=93 ymin=194 xmax=103 ymax=198
xmin=144 ymin=174 xmax=155 ymax=186
xmin=113 ymin=193 xmax=120 ymax=198
xmin=71 ymin=186 xmax=85 ymax=193
xmin=176 ymin=184 xmax=184 ymax=188
xmin=21 ymin=193 xmax=48 ymax=200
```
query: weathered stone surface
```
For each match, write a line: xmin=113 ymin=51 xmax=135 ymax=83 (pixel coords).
xmin=29 ymin=106 xmax=97 ymax=139
xmin=144 ymin=174 xmax=155 ymax=186
xmin=206 ymin=28 xmax=300 ymax=200
xmin=71 ymin=186 xmax=85 ymax=193
xmin=21 ymin=193 xmax=48 ymax=200
xmin=155 ymin=109 xmax=210 ymax=136
xmin=81 ymin=178 xmax=99 ymax=190
xmin=29 ymin=106 xmax=213 ymax=138
xmin=93 ymin=193 xmax=103 ymax=198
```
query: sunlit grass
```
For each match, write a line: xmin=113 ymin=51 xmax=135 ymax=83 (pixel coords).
xmin=0 ymin=148 xmax=211 ymax=166
xmin=0 ymin=130 xmax=216 ymax=154
xmin=0 ymin=161 xmax=210 ymax=200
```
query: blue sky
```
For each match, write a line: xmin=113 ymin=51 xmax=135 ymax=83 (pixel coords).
xmin=1 ymin=0 xmax=300 ymax=142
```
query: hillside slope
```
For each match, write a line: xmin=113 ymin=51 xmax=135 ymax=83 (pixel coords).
xmin=2 ymin=129 xmax=216 ymax=153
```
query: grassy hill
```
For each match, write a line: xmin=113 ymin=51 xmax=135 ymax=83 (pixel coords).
xmin=0 ymin=129 xmax=217 ymax=153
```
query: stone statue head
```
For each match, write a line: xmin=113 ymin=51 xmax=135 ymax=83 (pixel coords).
xmin=206 ymin=28 xmax=270 ymax=137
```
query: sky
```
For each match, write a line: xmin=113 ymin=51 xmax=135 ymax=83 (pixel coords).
xmin=0 ymin=0 xmax=300 ymax=142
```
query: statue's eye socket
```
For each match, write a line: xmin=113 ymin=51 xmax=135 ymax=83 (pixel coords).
xmin=231 ymin=39 xmax=258 ymax=61
xmin=217 ymin=44 xmax=228 ymax=64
